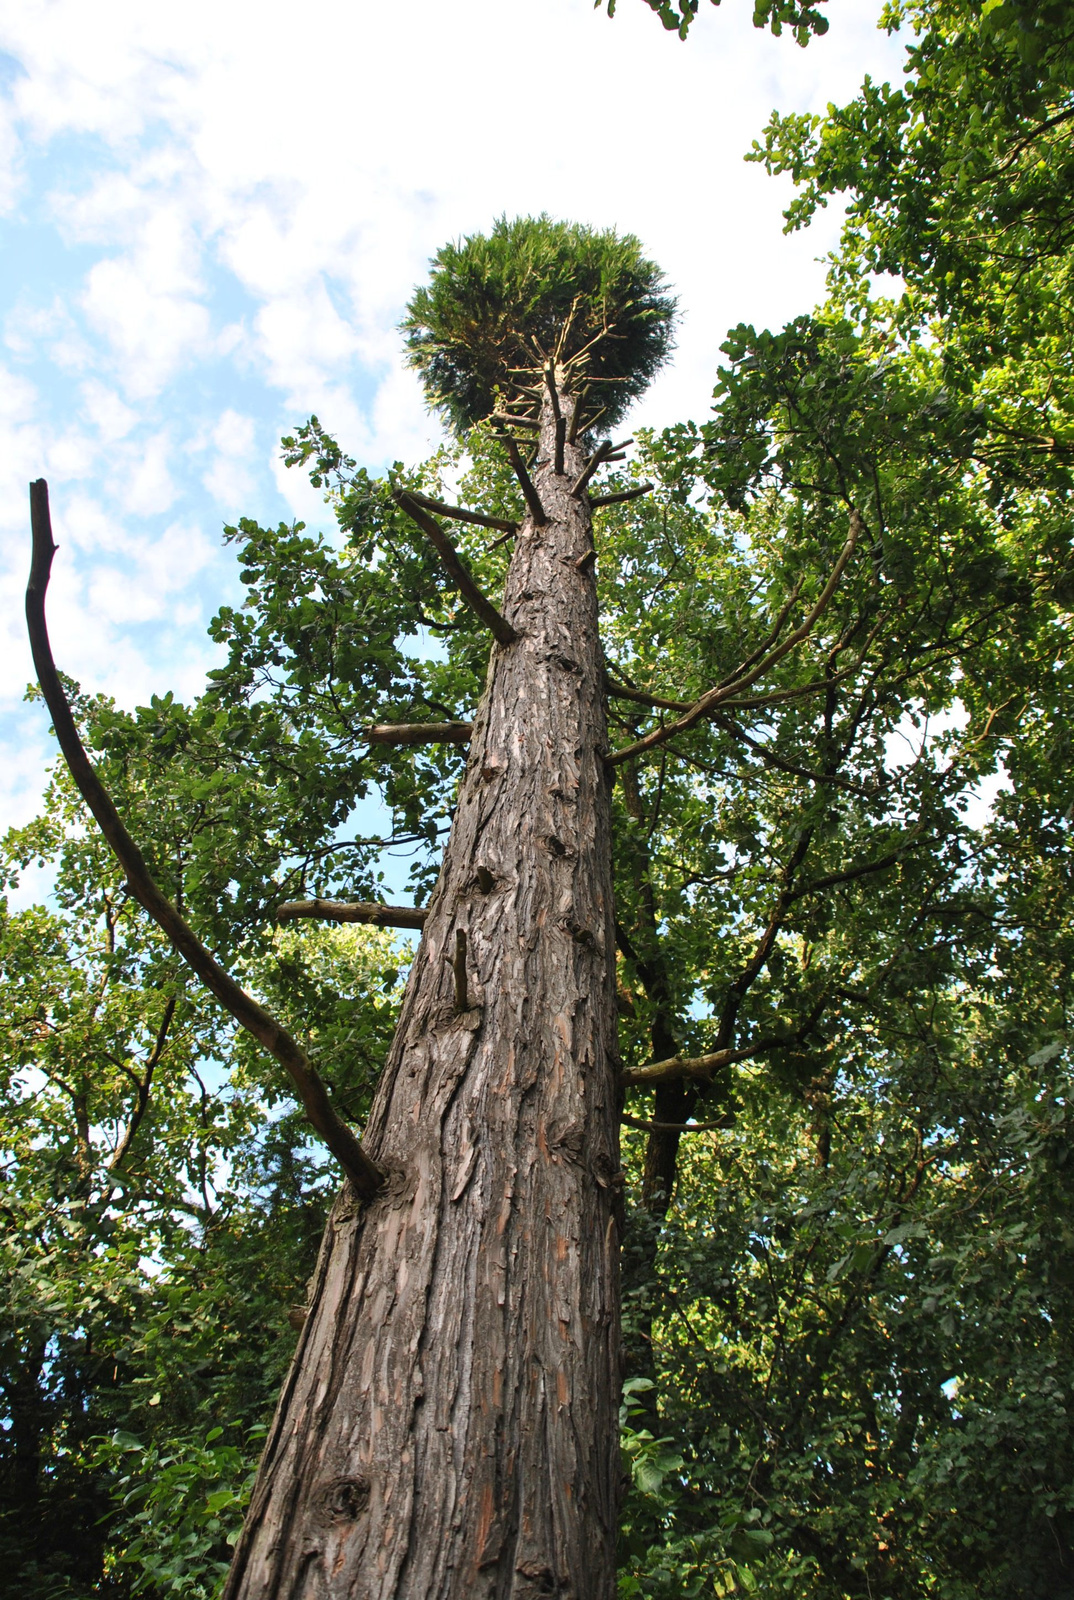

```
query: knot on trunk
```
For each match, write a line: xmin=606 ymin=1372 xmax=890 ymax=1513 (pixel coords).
xmin=313 ymin=1476 xmax=370 ymax=1525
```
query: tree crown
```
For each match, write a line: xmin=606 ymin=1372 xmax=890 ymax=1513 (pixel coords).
xmin=401 ymin=214 xmax=677 ymax=434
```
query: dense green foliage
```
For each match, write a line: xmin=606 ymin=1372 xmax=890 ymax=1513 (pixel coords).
xmin=600 ymin=0 xmax=829 ymax=46
xmin=402 ymin=215 xmax=677 ymax=433
xmin=5 ymin=1 xmax=1074 ymax=1595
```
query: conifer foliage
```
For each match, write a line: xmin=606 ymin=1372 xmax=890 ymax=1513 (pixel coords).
xmin=402 ymin=214 xmax=676 ymax=433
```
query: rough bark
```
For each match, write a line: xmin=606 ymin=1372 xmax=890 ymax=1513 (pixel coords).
xmin=225 ymin=390 xmax=622 ymax=1600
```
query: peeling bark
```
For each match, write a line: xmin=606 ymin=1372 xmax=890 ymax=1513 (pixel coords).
xmin=225 ymin=391 xmax=622 ymax=1600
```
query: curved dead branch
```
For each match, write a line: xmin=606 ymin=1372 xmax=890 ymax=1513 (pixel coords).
xmin=26 ymin=480 xmax=384 ymax=1201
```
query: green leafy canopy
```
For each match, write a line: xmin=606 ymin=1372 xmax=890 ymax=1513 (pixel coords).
xmin=600 ymin=0 xmax=829 ymax=46
xmin=401 ymin=214 xmax=677 ymax=434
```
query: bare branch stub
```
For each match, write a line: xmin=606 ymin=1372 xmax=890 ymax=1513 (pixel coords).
xmin=277 ymin=899 xmax=429 ymax=930
xmin=408 ymin=491 xmax=518 ymax=536
xmin=364 ymin=722 xmax=474 ymax=746
xmin=491 ymin=411 xmax=540 ymax=431
xmin=545 ymin=366 xmax=567 ymax=475
xmin=589 ymin=483 xmax=653 ymax=509
xmin=570 ymin=440 xmax=613 ymax=500
xmin=502 ymin=435 xmax=549 ymax=526
xmin=566 ymin=385 xmax=590 ymax=444
xmin=571 ymin=403 xmax=606 ymax=442
xmin=25 ymin=479 xmax=385 ymax=1202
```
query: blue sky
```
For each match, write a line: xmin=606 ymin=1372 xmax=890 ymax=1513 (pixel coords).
xmin=0 ymin=0 xmax=906 ymax=855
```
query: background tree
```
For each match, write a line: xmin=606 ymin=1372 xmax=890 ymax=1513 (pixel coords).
xmin=7 ymin=3 xmax=1074 ymax=1595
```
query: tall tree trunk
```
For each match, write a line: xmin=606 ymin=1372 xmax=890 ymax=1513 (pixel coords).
xmin=225 ymin=389 xmax=623 ymax=1600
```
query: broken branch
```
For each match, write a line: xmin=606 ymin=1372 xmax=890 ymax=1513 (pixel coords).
xmin=570 ymin=440 xmax=613 ymax=499
xmin=277 ymin=899 xmax=428 ymax=929
xmin=408 ymin=491 xmax=518 ymax=536
xmin=364 ymin=721 xmax=474 ymax=746
xmin=589 ymin=483 xmax=653 ymax=509
xmin=394 ymin=490 xmax=518 ymax=645
xmin=26 ymin=479 xmax=384 ymax=1202
xmin=503 ymin=436 xmax=548 ymax=525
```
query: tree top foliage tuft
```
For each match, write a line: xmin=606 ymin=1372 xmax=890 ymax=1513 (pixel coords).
xmin=401 ymin=214 xmax=677 ymax=435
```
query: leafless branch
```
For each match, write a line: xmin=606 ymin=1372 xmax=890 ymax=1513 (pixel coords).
xmin=364 ymin=721 xmax=473 ymax=746
xmin=502 ymin=436 xmax=548 ymax=526
xmin=589 ymin=483 xmax=653 ymax=509
xmin=407 ymin=491 xmax=518 ymax=536
xmin=394 ymin=490 xmax=518 ymax=645
xmin=26 ymin=479 xmax=384 ymax=1201
xmin=277 ymin=899 xmax=428 ymax=929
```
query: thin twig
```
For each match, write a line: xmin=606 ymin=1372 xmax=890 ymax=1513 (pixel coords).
xmin=26 ymin=479 xmax=384 ymax=1201
xmin=621 ymin=1112 xmax=734 ymax=1133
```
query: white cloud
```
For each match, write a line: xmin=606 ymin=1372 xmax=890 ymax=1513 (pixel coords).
xmin=120 ymin=429 xmax=177 ymax=514
xmin=79 ymin=378 xmax=138 ymax=440
xmin=201 ymin=407 xmax=256 ymax=507
xmin=0 ymin=0 xmax=909 ymax=833
xmin=81 ymin=254 xmax=212 ymax=397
